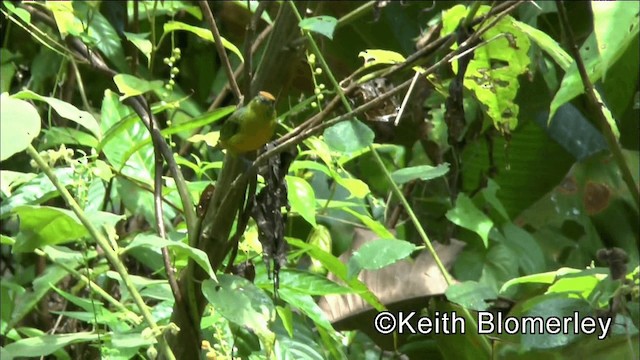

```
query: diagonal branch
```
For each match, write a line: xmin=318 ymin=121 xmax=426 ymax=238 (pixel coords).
xmin=199 ymin=0 xmax=243 ymax=102
xmin=556 ymin=0 xmax=639 ymax=208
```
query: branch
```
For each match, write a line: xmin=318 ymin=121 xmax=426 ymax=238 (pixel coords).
xmin=199 ymin=0 xmax=243 ymax=102
xmin=556 ymin=0 xmax=639 ymax=208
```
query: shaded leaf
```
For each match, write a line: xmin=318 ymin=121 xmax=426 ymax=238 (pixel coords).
xmin=446 ymin=193 xmax=493 ymax=247
xmin=323 ymin=119 xmax=374 ymax=153
xmin=125 ymin=233 xmax=216 ymax=279
xmin=202 ymin=275 xmax=274 ymax=339
xmin=391 ymin=163 xmax=449 ymax=185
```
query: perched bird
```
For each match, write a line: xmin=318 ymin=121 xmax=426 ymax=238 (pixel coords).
xmin=219 ymin=91 xmax=277 ymax=154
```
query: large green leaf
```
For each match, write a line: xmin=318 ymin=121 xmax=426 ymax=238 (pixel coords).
xmin=299 ymin=16 xmax=338 ymax=40
xmin=12 ymin=205 xmax=122 ymax=252
xmin=0 ymin=168 xmax=74 ymax=217
xmin=323 ymin=119 xmax=374 ymax=153
xmin=445 ymin=281 xmax=497 ymax=311
xmin=278 ymin=288 xmax=334 ymax=332
xmin=264 ymin=269 xmax=352 ymax=296
xmin=113 ymin=74 xmax=164 ymax=101
xmin=347 ymin=238 xmax=417 ymax=278
xmin=442 ymin=5 xmax=531 ymax=131
xmin=286 ymin=237 xmax=385 ymax=312
xmin=446 ymin=194 xmax=493 ymax=247
xmin=390 ymin=163 xmax=449 ymax=185
xmin=99 ymin=90 xmax=154 ymax=182
xmin=163 ymin=21 xmax=243 ymax=61
xmin=286 ymin=175 xmax=317 ymax=227
xmin=125 ymin=233 xmax=216 ymax=280
xmin=3 ymin=332 xmax=99 ymax=359
xmin=592 ymin=2 xmax=640 ymax=77
xmin=202 ymin=275 xmax=274 ymax=340
xmin=12 ymin=206 xmax=88 ymax=252
xmin=0 ymin=93 xmax=41 ymax=161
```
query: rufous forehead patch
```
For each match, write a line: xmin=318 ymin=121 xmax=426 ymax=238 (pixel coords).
xmin=258 ymin=91 xmax=275 ymax=101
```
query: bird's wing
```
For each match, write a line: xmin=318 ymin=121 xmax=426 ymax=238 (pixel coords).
xmin=220 ymin=109 xmax=244 ymax=141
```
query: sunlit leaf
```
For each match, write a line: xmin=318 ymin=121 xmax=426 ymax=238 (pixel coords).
xmin=347 ymin=239 xmax=416 ymax=278
xmin=299 ymin=16 xmax=337 ymax=40
xmin=286 ymin=176 xmax=317 ymax=227
xmin=163 ymin=21 xmax=244 ymax=61
xmin=0 ymin=93 xmax=40 ymax=161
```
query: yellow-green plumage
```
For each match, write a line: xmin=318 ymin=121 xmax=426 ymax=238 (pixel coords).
xmin=219 ymin=91 xmax=277 ymax=154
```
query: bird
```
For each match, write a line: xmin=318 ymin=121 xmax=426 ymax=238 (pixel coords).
xmin=218 ymin=91 xmax=277 ymax=155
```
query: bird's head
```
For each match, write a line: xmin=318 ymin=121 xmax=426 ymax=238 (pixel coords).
xmin=249 ymin=91 xmax=276 ymax=118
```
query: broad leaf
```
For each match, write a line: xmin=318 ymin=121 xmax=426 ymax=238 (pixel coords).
xmin=0 ymin=93 xmax=41 ymax=161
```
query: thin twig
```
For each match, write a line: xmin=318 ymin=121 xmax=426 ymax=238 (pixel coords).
xmin=242 ymin=1 xmax=269 ymax=102
xmin=556 ymin=0 xmax=640 ymax=208
xmin=153 ymin=134 xmax=182 ymax=304
xmin=393 ymin=71 xmax=420 ymax=126
xmin=199 ymin=0 xmax=243 ymax=102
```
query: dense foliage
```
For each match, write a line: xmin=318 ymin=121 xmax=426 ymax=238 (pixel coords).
xmin=1 ymin=1 xmax=638 ymax=359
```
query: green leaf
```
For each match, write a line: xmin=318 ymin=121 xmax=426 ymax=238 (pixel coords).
xmin=4 ymin=332 xmax=99 ymax=358
xmin=358 ymin=49 xmax=406 ymax=67
xmin=41 ymin=127 xmax=98 ymax=149
xmin=334 ymin=177 xmax=370 ymax=198
xmin=479 ymin=243 xmax=519 ymax=292
xmin=299 ymin=16 xmax=338 ymax=40
xmin=13 ymin=89 xmax=101 ymax=139
xmin=323 ymin=119 xmax=374 ymax=153
xmin=478 ymin=179 xmax=509 ymax=221
xmin=592 ymin=2 xmax=640 ymax=77
xmin=75 ymin=1 xmax=128 ymax=72
xmin=390 ymin=163 xmax=449 ymax=185
xmin=347 ymin=238 xmax=416 ymax=278
xmin=0 ymin=171 xmax=36 ymax=198
xmin=0 ymin=93 xmax=41 ymax=161
xmin=514 ymin=19 xmax=622 ymax=138
xmin=499 ymin=267 xmax=582 ymax=295
xmin=46 ymin=1 xmax=83 ymax=37
xmin=265 ymin=269 xmax=352 ymax=296
xmin=275 ymin=306 xmax=294 ymax=338
xmin=12 ymin=206 xmax=88 ymax=252
xmin=515 ymin=294 xmax=594 ymax=349
xmin=202 ymin=275 xmax=274 ymax=339
xmin=0 ymin=168 xmax=74 ymax=216
xmin=233 ymin=0 xmax=273 ymax=24
xmin=547 ymin=32 xmax=624 ymax=138
xmin=123 ymin=32 xmax=152 ymax=64
xmin=446 ymin=193 xmax=493 ymax=247
xmin=286 ymin=176 xmax=317 ymax=227
xmin=445 ymin=281 xmax=497 ymax=311
xmin=125 ymin=233 xmax=216 ymax=280
xmin=286 ymin=237 xmax=385 ymax=312
xmin=499 ymin=223 xmax=545 ymax=274
xmin=512 ymin=20 xmax=572 ymax=69
xmin=307 ymin=225 xmax=331 ymax=274
xmin=113 ymin=74 xmax=164 ymax=101
xmin=8 ymin=257 xmax=83 ymax=331
xmin=163 ymin=21 xmax=244 ymax=61
xmin=3 ymin=1 xmax=31 ymax=24
xmin=341 ymin=207 xmax=395 ymax=239
xmin=278 ymin=288 xmax=334 ymax=331
xmin=99 ymin=90 xmax=154 ymax=182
